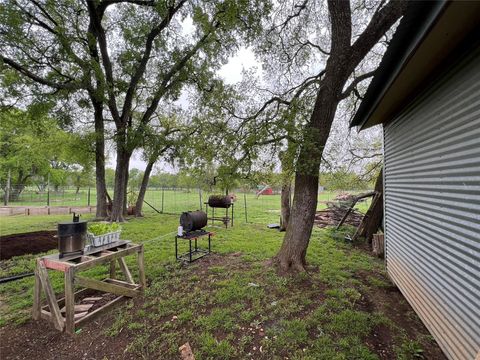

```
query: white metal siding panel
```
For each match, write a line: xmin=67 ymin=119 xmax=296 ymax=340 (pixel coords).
xmin=384 ymin=48 xmax=480 ymax=360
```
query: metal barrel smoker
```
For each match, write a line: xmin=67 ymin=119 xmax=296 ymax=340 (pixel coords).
xmin=204 ymin=195 xmax=234 ymax=228
xmin=176 ymin=210 xmax=212 ymax=263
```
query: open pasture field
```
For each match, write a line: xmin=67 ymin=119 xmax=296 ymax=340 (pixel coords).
xmin=2 ymin=188 xmax=371 ymax=225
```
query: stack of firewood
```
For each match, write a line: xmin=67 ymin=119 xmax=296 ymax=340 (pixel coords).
xmin=334 ymin=192 xmax=356 ymax=202
xmin=314 ymin=203 xmax=364 ymax=228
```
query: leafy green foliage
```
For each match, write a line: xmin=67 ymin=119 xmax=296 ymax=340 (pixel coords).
xmin=88 ymin=222 xmax=121 ymax=236
xmin=0 ymin=108 xmax=93 ymax=195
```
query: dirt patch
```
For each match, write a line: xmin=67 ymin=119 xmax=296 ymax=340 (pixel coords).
xmin=0 ymin=231 xmax=57 ymax=260
xmin=354 ymin=270 xmax=447 ymax=360
xmin=0 ymin=308 xmax=137 ymax=360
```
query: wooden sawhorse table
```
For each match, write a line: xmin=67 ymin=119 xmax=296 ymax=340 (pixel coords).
xmin=33 ymin=240 xmax=145 ymax=335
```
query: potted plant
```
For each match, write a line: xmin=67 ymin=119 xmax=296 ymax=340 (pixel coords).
xmin=87 ymin=222 xmax=122 ymax=247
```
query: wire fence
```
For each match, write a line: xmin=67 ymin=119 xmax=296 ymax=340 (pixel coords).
xmin=1 ymin=185 xmax=371 ymax=224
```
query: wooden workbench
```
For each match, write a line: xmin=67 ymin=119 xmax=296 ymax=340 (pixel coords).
xmin=33 ymin=240 xmax=145 ymax=335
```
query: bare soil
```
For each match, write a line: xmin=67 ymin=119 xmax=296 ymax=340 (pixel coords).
xmin=0 ymin=231 xmax=57 ymax=260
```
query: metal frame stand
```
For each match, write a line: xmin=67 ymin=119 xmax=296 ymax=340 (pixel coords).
xmin=204 ymin=203 xmax=234 ymax=228
xmin=175 ymin=231 xmax=212 ymax=263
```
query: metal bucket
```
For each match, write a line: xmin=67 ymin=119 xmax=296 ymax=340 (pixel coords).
xmin=57 ymin=220 xmax=87 ymax=257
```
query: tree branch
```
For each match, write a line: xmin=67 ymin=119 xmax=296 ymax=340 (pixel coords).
xmin=86 ymin=1 xmax=121 ymax=124
xmin=350 ymin=0 xmax=407 ymax=68
xmin=140 ymin=27 xmax=217 ymax=126
xmin=97 ymin=0 xmax=157 ymax=17
xmin=121 ymin=0 xmax=187 ymax=122
xmin=340 ymin=70 xmax=376 ymax=99
xmin=1 ymin=56 xmax=81 ymax=90
xmin=268 ymin=0 xmax=309 ymax=34
xmin=29 ymin=0 xmax=59 ymax=27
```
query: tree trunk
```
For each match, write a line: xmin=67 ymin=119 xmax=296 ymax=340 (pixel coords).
xmin=135 ymin=160 xmax=154 ymax=217
xmin=279 ymin=182 xmax=291 ymax=232
xmin=93 ymin=101 xmax=108 ymax=219
xmin=277 ymin=172 xmax=320 ymax=271
xmin=353 ymin=168 xmax=384 ymax=242
xmin=123 ymin=156 xmax=130 ymax=217
xmin=9 ymin=184 xmax=25 ymax=202
xmin=110 ymin=134 xmax=131 ymax=222
xmin=276 ymin=62 xmax=346 ymax=272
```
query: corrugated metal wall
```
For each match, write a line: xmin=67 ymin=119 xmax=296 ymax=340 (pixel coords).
xmin=383 ymin=47 xmax=480 ymax=360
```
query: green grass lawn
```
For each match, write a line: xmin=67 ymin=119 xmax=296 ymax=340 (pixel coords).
xmin=0 ymin=211 xmax=442 ymax=359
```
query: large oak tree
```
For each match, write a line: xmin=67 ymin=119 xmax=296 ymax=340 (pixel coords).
xmin=1 ymin=0 xmax=270 ymax=221
xmin=270 ymin=0 xmax=407 ymax=271
xmin=205 ymin=0 xmax=406 ymax=271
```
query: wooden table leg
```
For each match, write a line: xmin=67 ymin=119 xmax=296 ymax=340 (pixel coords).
xmin=118 ymin=257 xmax=134 ymax=284
xmin=110 ymin=260 xmax=116 ymax=279
xmin=32 ymin=263 xmax=41 ymax=320
xmin=137 ymin=246 xmax=146 ymax=291
xmin=64 ymin=267 xmax=75 ymax=335
xmin=37 ymin=259 xmax=64 ymax=331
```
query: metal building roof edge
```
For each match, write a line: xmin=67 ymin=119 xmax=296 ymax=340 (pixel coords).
xmin=349 ymin=0 xmax=447 ymax=129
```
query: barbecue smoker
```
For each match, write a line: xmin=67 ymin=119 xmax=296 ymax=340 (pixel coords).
xmin=176 ymin=210 xmax=212 ymax=263
xmin=180 ymin=210 xmax=208 ymax=234
xmin=57 ymin=213 xmax=87 ymax=258
xmin=205 ymin=195 xmax=234 ymax=228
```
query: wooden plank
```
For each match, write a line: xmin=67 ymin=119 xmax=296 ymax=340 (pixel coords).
xmin=75 ymin=295 xmax=127 ymax=328
xmin=74 ymin=245 xmax=141 ymax=272
xmin=105 ymin=278 xmax=139 ymax=289
xmin=41 ymin=240 xmax=131 ymax=261
xmin=64 ymin=267 xmax=75 ymax=335
xmin=32 ymin=266 xmax=42 ymax=320
xmin=42 ymin=258 xmax=72 ymax=272
xmin=118 ymin=257 xmax=134 ymax=283
xmin=75 ymin=276 xmax=139 ymax=298
xmin=42 ymin=287 xmax=91 ymax=311
xmin=137 ymin=246 xmax=146 ymax=290
xmin=82 ymin=296 xmax=103 ymax=302
xmin=60 ymin=303 xmax=94 ymax=313
xmin=40 ymin=309 xmax=54 ymax=322
xmin=37 ymin=259 xmax=64 ymax=331
xmin=74 ymin=311 xmax=88 ymax=320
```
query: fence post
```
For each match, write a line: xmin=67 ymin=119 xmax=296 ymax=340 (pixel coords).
xmin=198 ymin=188 xmax=202 ymax=211
xmin=244 ymin=191 xmax=248 ymax=223
xmin=87 ymin=187 xmax=91 ymax=206
xmin=4 ymin=168 xmax=11 ymax=206
xmin=47 ymin=173 xmax=50 ymax=207
xmin=161 ymin=187 xmax=164 ymax=213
